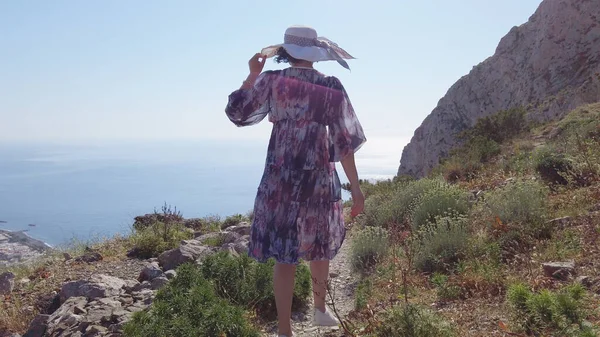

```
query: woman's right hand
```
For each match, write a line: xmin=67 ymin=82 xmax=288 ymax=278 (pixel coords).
xmin=350 ymin=186 xmax=365 ymax=218
xmin=248 ymin=53 xmax=266 ymax=75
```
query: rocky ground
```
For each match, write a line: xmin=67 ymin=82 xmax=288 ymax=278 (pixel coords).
xmin=1 ymin=222 xmax=358 ymax=337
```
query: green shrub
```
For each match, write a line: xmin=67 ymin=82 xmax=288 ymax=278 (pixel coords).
xmin=221 ymin=214 xmax=245 ymax=229
xmin=535 ymin=147 xmax=574 ymax=185
xmin=431 ymin=273 xmax=461 ymax=301
xmin=183 ymin=215 xmax=221 ymax=233
xmin=506 ymin=283 xmax=596 ymax=336
xmin=486 ymin=180 xmax=548 ymax=233
xmin=355 ymin=278 xmax=374 ymax=310
xmin=439 ymin=157 xmax=481 ymax=183
xmin=374 ymin=304 xmax=457 ymax=337
xmin=350 ymin=226 xmax=390 ymax=271
xmin=413 ymin=215 xmax=469 ymax=273
xmin=363 ymin=178 xmax=444 ymax=228
xmin=199 ymin=252 xmax=311 ymax=314
xmin=411 ymin=183 xmax=470 ymax=231
xmin=462 ymin=107 xmax=529 ymax=144
xmin=133 ymin=203 xmax=183 ymax=231
xmin=130 ymin=222 xmax=192 ymax=258
xmin=465 ymin=135 xmax=501 ymax=163
xmin=123 ymin=264 xmax=260 ymax=337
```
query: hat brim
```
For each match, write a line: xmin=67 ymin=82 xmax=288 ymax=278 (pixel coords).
xmin=261 ymin=44 xmax=355 ymax=63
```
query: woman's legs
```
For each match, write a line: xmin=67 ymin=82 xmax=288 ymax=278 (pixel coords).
xmin=310 ymin=260 xmax=329 ymax=312
xmin=274 ymin=262 xmax=296 ymax=336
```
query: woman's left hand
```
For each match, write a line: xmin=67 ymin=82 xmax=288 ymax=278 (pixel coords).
xmin=249 ymin=53 xmax=267 ymax=74
xmin=350 ymin=186 xmax=364 ymax=218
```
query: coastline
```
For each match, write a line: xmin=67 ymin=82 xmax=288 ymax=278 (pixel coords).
xmin=0 ymin=229 xmax=52 ymax=267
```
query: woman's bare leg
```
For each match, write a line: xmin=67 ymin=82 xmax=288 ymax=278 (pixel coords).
xmin=310 ymin=260 xmax=330 ymax=312
xmin=274 ymin=262 xmax=296 ymax=336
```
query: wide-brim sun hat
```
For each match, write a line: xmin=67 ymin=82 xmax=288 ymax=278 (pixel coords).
xmin=261 ymin=25 xmax=355 ymax=70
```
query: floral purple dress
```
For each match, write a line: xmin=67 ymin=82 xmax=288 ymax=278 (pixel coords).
xmin=225 ymin=67 xmax=366 ymax=264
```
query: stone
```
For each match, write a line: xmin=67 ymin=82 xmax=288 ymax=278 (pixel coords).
xmin=137 ymin=262 xmax=164 ymax=282
xmin=0 ymin=271 xmax=15 ymax=295
xmin=74 ymin=247 xmax=103 ymax=263
xmin=221 ymin=243 xmax=240 ymax=257
xmin=60 ymin=274 xmax=127 ymax=302
xmin=398 ymin=0 xmax=600 ymax=178
xmin=225 ymin=223 xmax=251 ymax=236
xmin=546 ymin=216 xmax=572 ymax=229
xmin=23 ymin=314 xmax=50 ymax=337
xmin=164 ymin=270 xmax=177 ymax=280
xmin=150 ymin=276 xmax=169 ymax=290
xmin=131 ymin=281 xmax=152 ymax=292
xmin=63 ymin=252 xmax=72 ymax=261
xmin=576 ymin=276 xmax=592 ymax=287
xmin=158 ymin=239 xmax=214 ymax=270
xmin=233 ymin=236 xmax=250 ymax=255
xmin=121 ymin=279 xmax=139 ymax=294
xmin=542 ymin=261 xmax=575 ymax=280
xmin=222 ymin=231 xmax=241 ymax=244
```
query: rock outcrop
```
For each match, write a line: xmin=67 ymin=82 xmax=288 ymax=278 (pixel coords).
xmin=21 ymin=223 xmax=252 ymax=337
xmin=399 ymin=0 xmax=600 ymax=178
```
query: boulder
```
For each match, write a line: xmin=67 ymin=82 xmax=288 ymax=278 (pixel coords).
xmin=0 ymin=271 xmax=15 ymax=295
xmin=150 ymin=276 xmax=169 ymax=290
xmin=137 ymin=262 xmax=164 ymax=282
xmin=158 ymin=239 xmax=214 ymax=270
xmin=74 ymin=248 xmax=103 ymax=263
xmin=60 ymin=275 xmax=127 ymax=303
xmin=545 ymin=216 xmax=572 ymax=229
xmin=164 ymin=270 xmax=177 ymax=280
xmin=224 ymin=223 xmax=251 ymax=236
xmin=23 ymin=314 xmax=50 ymax=337
xmin=542 ymin=261 xmax=575 ymax=280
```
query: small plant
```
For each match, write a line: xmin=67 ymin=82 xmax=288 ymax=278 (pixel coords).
xmin=410 ymin=182 xmax=470 ymax=231
xmin=130 ymin=221 xmax=192 ymax=258
xmin=535 ymin=147 xmax=574 ymax=185
xmin=465 ymin=135 xmax=502 ymax=163
xmin=132 ymin=203 xmax=183 ymax=231
xmin=221 ymin=213 xmax=245 ymax=229
xmin=506 ymin=283 xmax=596 ymax=336
xmin=431 ymin=273 xmax=461 ymax=301
xmin=413 ymin=215 xmax=469 ymax=273
xmin=461 ymin=107 xmax=529 ymax=144
xmin=199 ymin=252 xmax=311 ymax=315
xmin=486 ymin=179 xmax=550 ymax=238
xmin=355 ymin=278 xmax=374 ymax=310
xmin=350 ymin=226 xmax=390 ymax=272
xmin=374 ymin=304 xmax=457 ymax=337
xmin=123 ymin=263 xmax=260 ymax=337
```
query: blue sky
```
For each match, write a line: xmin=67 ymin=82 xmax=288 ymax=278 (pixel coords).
xmin=0 ymin=0 xmax=542 ymax=163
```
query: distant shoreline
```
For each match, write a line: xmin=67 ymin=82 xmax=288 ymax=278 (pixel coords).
xmin=0 ymin=229 xmax=52 ymax=266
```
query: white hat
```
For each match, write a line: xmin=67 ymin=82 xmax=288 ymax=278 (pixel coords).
xmin=261 ymin=26 xmax=355 ymax=70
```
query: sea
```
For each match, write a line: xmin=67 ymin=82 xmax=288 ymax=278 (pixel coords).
xmin=0 ymin=138 xmax=402 ymax=246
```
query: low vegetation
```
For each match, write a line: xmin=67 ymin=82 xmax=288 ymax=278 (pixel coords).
xmin=345 ymin=103 xmax=600 ymax=337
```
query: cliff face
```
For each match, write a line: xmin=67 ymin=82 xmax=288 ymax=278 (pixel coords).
xmin=398 ymin=0 xmax=600 ymax=178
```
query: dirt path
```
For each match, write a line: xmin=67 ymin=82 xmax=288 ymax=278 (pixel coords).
xmin=286 ymin=232 xmax=357 ymax=337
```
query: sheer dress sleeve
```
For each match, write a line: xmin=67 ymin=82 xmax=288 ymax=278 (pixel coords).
xmin=225 ymin=71 xmax=276 ymax=127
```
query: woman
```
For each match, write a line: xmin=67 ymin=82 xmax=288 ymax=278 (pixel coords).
xmin=225 ymin=26 xmax=366 ymax=337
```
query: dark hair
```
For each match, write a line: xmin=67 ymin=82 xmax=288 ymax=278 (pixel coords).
xmin=274 ymin=47 xmax=302 ymax=64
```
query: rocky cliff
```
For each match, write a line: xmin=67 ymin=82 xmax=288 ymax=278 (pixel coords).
xmin=398 ymin=0 xmax=600 ymax=178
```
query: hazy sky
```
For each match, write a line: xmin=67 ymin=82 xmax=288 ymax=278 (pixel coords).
xmin=1 ymin=0 xmax=542 ymax=151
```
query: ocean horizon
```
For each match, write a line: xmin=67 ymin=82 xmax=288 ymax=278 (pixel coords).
xmin=0 ymin=138 xmax=403 ymax=246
